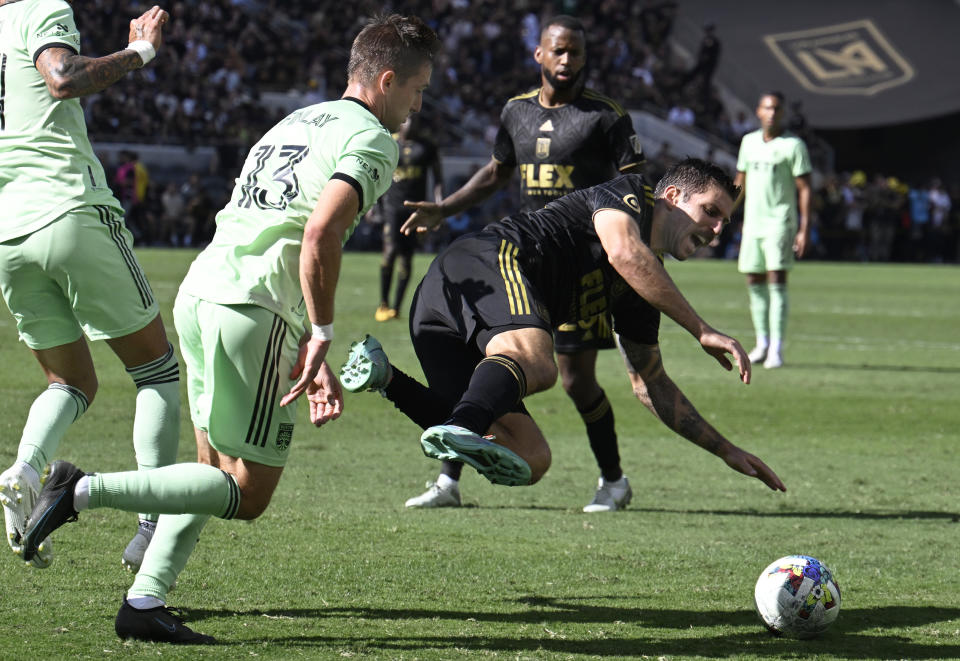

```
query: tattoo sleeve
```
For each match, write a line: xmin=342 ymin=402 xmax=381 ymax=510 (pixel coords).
xmin=36 ymin=47 xmax=141 ymax=99
xmin=618 ymin=337 xmax=727 ymax=455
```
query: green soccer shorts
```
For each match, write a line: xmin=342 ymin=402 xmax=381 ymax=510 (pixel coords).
xmin=174 ymin=292 xmax=300 ymax=467
xmin=0 ymin=206 xmax=158 ymax=349
xmin=737 ymin=228 xmax=796 ymax=274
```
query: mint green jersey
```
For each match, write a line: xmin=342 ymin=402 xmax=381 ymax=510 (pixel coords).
xmin=0 ymin=0 xmax=122 ymax=242
xmin=179 ymin=99 xmax=399 ymax=330
xmin=736 ymin=129 xmax=811 ymax=237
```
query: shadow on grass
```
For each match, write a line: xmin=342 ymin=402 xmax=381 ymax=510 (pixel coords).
xmin=633 ymin=507 xmax=960 ymax=522
xmin=188 ymin=602 xmax=960 ymax=658
xmin=786 ymin=362 xmax=960 ymax=374
xmin=478 ymin=505 xmax=960 ymax=521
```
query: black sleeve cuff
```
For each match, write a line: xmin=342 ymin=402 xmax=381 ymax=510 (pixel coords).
xmin=33 ymin=42 xmax=78 ymax=66
xmin=330 ymin=172 xmax=363 ymax=215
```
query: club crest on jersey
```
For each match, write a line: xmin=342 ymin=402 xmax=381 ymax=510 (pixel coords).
xmin=622 ymin=194 xmax=641 ymax=211
xmin=536 ymin=137 xmax=551 ymax=159
xmin=275 ymin=423 xmax=294 ymax=453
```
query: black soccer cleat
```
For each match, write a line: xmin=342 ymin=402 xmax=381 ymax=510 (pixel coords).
xmin=20 ymin=460 xmax=85 ymax=562
xmin=115 ymin=597 xmax=215 ymax=644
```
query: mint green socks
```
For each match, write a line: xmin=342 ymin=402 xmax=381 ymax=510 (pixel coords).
xmin=17 ymin=383 xmax=89 ymax=477
xmin=88 ymin=463 xmax=240 ymax=520
xmin=127 ymin=344 xmax=181 ymax=522
xmin=768 ymin=283 xmax=788 ymax=345
xmin=747 ymin=282 xmax=770 ymax=347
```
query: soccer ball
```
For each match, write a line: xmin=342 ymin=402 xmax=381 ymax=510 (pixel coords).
xmin=754 ymin=555 xmax=841 ymax=639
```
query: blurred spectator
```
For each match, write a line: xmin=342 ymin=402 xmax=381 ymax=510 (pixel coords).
xmin=907 ymin=181 xmax=931 ymax=261
xmin=681 ymin=23 xmax=721 ymax=97
xmin=114 ymin=151 xmax=151 ymax=242
xmin=928 ymin=178 xmax=952 ymax=262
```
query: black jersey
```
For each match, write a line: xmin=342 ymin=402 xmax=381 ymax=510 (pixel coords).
xmin=493 ymin=88 xmax=644 ymax=211
xmin=481 ymin=173 xmax=660 ymax=341
xmin=380 ymin=134 xmax=439 ymax=220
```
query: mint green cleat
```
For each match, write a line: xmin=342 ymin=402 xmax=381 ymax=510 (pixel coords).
xmin=340 ymin=335 xmax=392 ymax=393
xmin=420 ymin=425 xmax=531 ymax=486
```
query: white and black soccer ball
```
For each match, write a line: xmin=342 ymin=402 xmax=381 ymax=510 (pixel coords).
xmin=754 ymin=555 xmax=841 ymax=639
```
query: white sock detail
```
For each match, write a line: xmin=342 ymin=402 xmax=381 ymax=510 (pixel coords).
xmin=73 ymin=475 xmax=90 ymax=511
xmin=126 ymin=595 xmax=165 ymax=610
xmin=436 ymin=473 xmax=458 ymax=489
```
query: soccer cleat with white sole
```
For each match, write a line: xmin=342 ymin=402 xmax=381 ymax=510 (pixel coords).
xmin=420 ymin=425 xmax=531 ymax=486
xmin=583 ymin=476 xmax=633 ymax=512
xmin=122 ymin=519 xmax=157 ymax=572
xmin=748 ymin=345 xmax=768 ymax=364
xmin=404 ymin=481 xmax=461 ymax=508
xmin=1 ymin=464 xmax=53 ymax=568
xmin=21 ymin=460 xmax=85 ymax=563
xmin=340 ymin=335 xmax=391 ymax=392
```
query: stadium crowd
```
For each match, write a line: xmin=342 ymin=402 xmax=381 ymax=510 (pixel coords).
xmin=77 ymin=0 xmax=958 ymax=263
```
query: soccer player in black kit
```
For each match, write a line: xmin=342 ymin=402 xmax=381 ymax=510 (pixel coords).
xmin=399 ymin=15 xmax=646 ymax=510
xmin=341 ymin=159 xmax=786 ymax=498
xmin=373 ymin=116 xmax=442 ymax=322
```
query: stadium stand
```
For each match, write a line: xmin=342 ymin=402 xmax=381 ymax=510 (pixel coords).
xmin=74 ymin=1 xmax=957 ymax=262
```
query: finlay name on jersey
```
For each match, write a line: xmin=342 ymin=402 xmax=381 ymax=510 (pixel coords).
xmin=519 ymin=163 xmax=574 ymax=191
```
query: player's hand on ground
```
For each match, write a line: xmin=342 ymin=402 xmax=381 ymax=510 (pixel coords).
xmin=306 ymin=361 xmax=343 ymax=426
xmin=129 ymin=6 xmax=169 ymax=50
xmin=281 ymin=336 xmax=330 ymax=407
xmin=718 ymin=444 xmax=786 ymax=492
xmin=698 ymin=328 xmax=751 ymax=384
xmin=401 ymin=200 xmax=444 ymax=235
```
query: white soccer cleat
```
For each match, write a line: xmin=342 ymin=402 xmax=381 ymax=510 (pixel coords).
xmin=404 ymin=481 xmax=462 ymax=508
xmin=122 ymin=519 xmax=157 ymax=572
xmin=0 ymin=464 xmax=53 ymax=568
xmin=748 ymin=345 xmax=768 ymax=363
xmin=763 ymin=352 xmax=784 ymax=369
xmin=583 ymin=476 xmax=633 ymax=512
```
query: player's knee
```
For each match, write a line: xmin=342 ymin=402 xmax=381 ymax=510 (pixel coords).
xmin=527 ymin=443 xmax=552 ymax=485
xmin=56 ymin=375 xmax=98 ymax=405
xmin=233 ymin=491 xmax=274 ymax=520
xmin=559 ymin=369 xmax=600 ymax=405
xmin=524 ymin=357 xmax=557 ymax=394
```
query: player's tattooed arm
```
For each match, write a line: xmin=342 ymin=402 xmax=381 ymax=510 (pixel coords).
xmin=618 ymin=337 xmax=727 ymax=455
xmin=35 ymin=47 xmax=142 ymax=100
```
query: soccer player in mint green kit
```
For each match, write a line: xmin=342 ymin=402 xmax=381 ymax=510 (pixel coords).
xmin=733 ymin=91 xmax=811 ymax=369
xmin=0 ymin=2 xmax=178 ymax=572
xmin=21 ymin=14 xmax=439 ymax=644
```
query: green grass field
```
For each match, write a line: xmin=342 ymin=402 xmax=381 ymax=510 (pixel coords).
xmin=0 ymin=250 xmax=958 ymax=660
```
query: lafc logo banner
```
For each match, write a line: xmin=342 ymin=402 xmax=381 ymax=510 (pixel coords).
xmin=764 ymin=19 xmax=913 ymax=96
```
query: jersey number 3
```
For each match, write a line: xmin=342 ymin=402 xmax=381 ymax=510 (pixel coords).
xmin=238 ymin=143 xmax=310 ymax=210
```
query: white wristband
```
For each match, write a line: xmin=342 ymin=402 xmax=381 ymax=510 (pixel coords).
xmin=127 ymin=40 xmax=156 ymax=66
xmin=311 ymin=323 xmax=333 ymax=341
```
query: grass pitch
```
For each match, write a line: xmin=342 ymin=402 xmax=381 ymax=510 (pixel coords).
xmin=0 ymin=250 xmax=957 ymax=660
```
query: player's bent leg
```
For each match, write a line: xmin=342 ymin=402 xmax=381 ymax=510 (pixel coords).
xmin=483 ymin=327 xmax=558 ymax=394
xmin=8 ymin=339 xmax=97 ymax=567
xmin=109 ymin=315 xmax=182 ymax=571
xmin=487 ymin=412 xmax=551 ymax=484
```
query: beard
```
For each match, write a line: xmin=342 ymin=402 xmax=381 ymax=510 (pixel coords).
xmin=542 ymin=65 xmax=584 ymax=91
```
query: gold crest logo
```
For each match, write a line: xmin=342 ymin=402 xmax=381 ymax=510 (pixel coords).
xmin=622 ymin=194 xmax=641 ymax=211
xmin=536 ymin=137 xmax=551 ymax=159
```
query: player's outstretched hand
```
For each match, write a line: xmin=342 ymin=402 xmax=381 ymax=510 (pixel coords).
xmin=698 ymin=328 xmax=751 ymax=384
xmin=718 ymin=444 xmax=787 ymax=492
xmin=401 ymin=200 xmax=445 ymax=235
xmin=281 ymin=335 xmax=330 ymax=407
xmin=128 ymin=6 xmax=169 ymax=51
xmin=306 ymin=361 xmax=343 ymax=426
